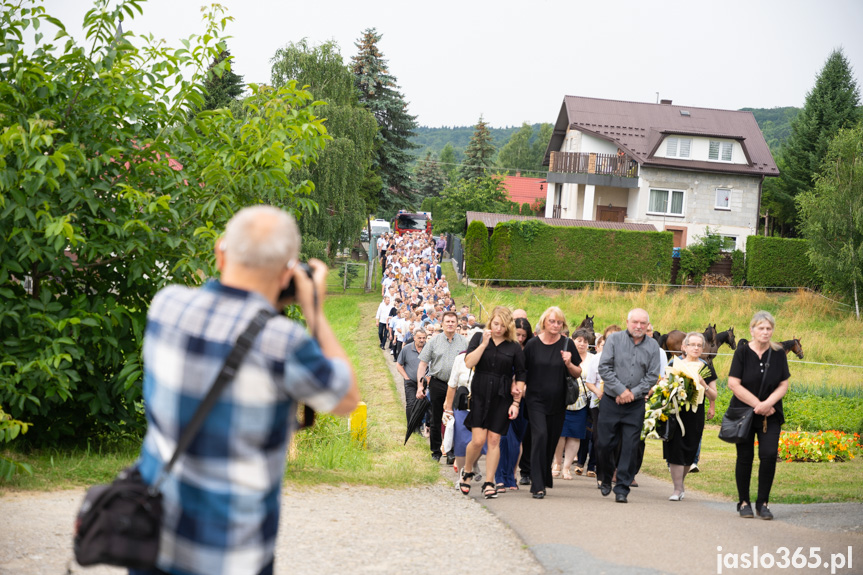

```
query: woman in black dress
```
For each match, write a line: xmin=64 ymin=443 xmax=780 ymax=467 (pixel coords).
xmin=523 ymin=306 xmax=582 ymax=499
xmin=662 ymin=331 xmax=717 ymax=501
xmin=728 ymin=311 xmax=790 ymax=520
xmin=456 ymin=306 xmax=526 ymax=499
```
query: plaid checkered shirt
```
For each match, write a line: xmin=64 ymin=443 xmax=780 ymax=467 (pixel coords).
xmin=137 ymin=281 xmax=351 ymax=575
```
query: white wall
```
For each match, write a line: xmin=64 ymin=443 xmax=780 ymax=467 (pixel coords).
xmin=562 ymin=129 xmax=620 ymax=155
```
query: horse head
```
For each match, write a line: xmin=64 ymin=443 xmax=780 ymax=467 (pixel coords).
xmin=792 ymin=336 xmax=804 ymax=359
xmin=727 ymin=326 xmax=737 ymax=350
xmin=580 ymin=315 xmax=595 ymax=330
xmin=703 ymin=323 xmax=717 ymax=345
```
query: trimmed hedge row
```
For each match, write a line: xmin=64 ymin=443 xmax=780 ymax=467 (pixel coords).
xmin=466 ymin=220 xmax=673 ymax=284
xmin=746 ymin=236 xmax=819 ymax=288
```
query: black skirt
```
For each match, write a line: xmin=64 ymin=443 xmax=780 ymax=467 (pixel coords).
xmin=662 ymin=404 xmax=705 ymax=466
xmin=464 ymin=371 xmax=513 ymax=436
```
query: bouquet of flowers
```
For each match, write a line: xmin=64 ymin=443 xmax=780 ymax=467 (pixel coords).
xmin=641 ymin=358 xmax=706 ymax=440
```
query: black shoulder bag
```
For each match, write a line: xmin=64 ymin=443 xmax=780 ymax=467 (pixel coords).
xmin=718 ymin=348 xmax=771 ymax=444
xmin=562 ymin=337 xmax=581 ymax=406
xmin=73 ymin=308 xmax=274 ymax=569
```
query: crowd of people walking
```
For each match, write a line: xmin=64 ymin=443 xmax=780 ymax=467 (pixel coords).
xmin=375 ymin=230 xmax=790 ymax=517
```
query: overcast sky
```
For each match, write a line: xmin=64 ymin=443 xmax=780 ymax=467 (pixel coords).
xmin=42 ymin=0 xmax=863 ymax=128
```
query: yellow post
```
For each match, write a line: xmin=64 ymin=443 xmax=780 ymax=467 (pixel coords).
xmin=349 ymin=402 xmax=367 ymax=448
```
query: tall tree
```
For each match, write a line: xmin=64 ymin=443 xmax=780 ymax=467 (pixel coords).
xmin=201 ymin=47 xmax=245 ymax=111
xmin=771 ymin=49 xmax=861 ymax=235
xmin=271 ymin=39 xmax=378 ymax=257
xmin=496 ymin=122 xmax=534 ymax=175
xmin=531 ymin=123 xmax=554 ymax=170
xmin=797 ymin=124 xmax=863 ymax=319
xmin=350 ymin=28 xmax=418 ymax=216
xmin=438 ymin=142 xmax=458 ymax=183
xmin=459 ymin=115 xmax=496 ymax=181
xmin=435 ymin=175 xmax=510 ymax=234
xmin=414 ymin=151 xmax=448 ymax=198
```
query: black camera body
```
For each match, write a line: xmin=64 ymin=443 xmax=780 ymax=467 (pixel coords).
xmin=279 ymin=262 xmax=313 ymax=300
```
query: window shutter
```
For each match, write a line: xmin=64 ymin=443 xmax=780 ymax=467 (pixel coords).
xmin=666 ymin=138 xmax=678 ymax=157
xmin=709 ymin=141 xmax=720 ymax=160
xmin=721 ymin=142 xmax=733 ymax=162
xmin=679 ymin=139 xmax=691 ymax=158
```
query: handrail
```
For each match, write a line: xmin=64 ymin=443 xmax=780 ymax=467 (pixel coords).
xmin=549 ymin=151 xmax=638 ymax=177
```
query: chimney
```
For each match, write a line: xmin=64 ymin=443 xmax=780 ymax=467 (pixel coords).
xmin=660 ymin=99 xmax=673 ymax=105
xmin=515 ymin=171 xmax=521 ymax=177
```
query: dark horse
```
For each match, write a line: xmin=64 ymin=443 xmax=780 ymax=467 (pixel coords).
xmin=736 ymin=337 xmax=804 ymax=359
xmin=703 ymin=327 xmax=736 ymax=365
xmin=661 ymin=324 xmax=717 ymax=357
xmin=576 ymin=314 xmax=597 ymax=351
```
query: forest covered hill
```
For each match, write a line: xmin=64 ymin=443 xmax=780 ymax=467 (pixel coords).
xmin=409 ymin=107 xmax=801 ymax=164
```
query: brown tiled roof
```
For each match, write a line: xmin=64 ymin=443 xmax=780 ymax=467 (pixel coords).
xmin=466 ymin=211 xmax=657 ymax=232
xmin=547 ymin=96 xmax=778 ymax=177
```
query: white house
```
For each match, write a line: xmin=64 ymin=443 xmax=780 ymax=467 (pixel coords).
xmin=543 ymin=96 xmax=779 ymax=251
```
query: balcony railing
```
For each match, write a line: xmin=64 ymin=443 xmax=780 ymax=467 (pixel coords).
xmin=549 ymin=151 xmax=638 ymax=178
xmin=551 ymin=204 xmax=562 ymax=218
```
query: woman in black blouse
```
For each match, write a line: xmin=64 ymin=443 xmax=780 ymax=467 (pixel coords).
xmin=455 ymin=306 xmax=526 ymax=499
xmin=727 ymin=311 xmax=790 ymax=520
xmin=523 ymin=306 xmax=582 ymax=499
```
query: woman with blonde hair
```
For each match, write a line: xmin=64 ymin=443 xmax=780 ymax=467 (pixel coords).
xmin=663 ymin=331 xmax=717 ymax=501
xmin=523 ymin=306 xmax=582 ymax=499
xmin=727 ymin=311 xmax=789 ymax=520
xmin=447 ymin=306 xmax=526 ymax=499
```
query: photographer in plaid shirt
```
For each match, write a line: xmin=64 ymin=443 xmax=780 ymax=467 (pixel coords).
xmin=132 ymin=206 xmax=359 ymax=575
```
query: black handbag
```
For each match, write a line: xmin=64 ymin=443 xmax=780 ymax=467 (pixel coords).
xmin=718 ymin=349 xmax=771 ymax=444
xmin=74 ymin=309 xmax=274 ymax=568
xmin=562 ymin=338 xmax=580 ymax=406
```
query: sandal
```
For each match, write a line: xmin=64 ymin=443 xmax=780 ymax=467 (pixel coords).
xmin=574 ymin=466 xmax=584 ymax=476
xmin=482 ymin=482 xmax=498 ymax=499
xmin=551 ymin=463 xmax=561 ymax=478
xmin=586 ymin=470 xmax=596 ymax=478
xmin=496 ymin=482 xmax=506 ymax=494
xmin=459 ymin=471 xmax=475 ymax=495
xmin=562 ymin=468 xmax=573 ymax=480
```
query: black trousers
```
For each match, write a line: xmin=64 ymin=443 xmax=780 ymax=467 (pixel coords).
xmin=596 ymin=395 xmax=645 ymax=496
xmin=526 ymin=406 xmax=565 ymax=494
xmin=736 ymin=415 xmax=782 ymax=507
xmin=404 ymin=379 xmax=419 ymax=427
xmin=519 ymin=421 xmax=532 ymax=478
xmin=378 ymin=322 xmax=387 ymax=348
xmin=428 ymin=377 xmax=449 ymax=457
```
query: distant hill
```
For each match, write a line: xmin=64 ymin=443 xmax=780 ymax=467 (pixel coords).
xmin=408 ymin=108 xmax=801 ymax=165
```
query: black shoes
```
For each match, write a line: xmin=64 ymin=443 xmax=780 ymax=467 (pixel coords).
xmin=615 ymin=492 xmax=628 ymax=503
xmin=532 ymin=491 xmax=545 ymax=499
xmin=600 ymin=483 xmax=612 ymax=497
xmin=446 ymin=453 xmax=455 ymax=466
xmin=519 ymin=475 xmax=531 ymax=485
xmin=431 ymin=453 xmax=441 ymax=462
xmin=756 ymin=504 xmax=774 ymax=520
xmin=738 ymin=502 xmax=754 ymax=518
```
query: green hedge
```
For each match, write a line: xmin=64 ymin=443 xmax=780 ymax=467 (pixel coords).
xmin=746 ymin=236 xmax=819 ymax=288
xmin=464 ymin=220 xmax=490 ymax=278
xmin=468 ymin=220 xmax=673 ymax=284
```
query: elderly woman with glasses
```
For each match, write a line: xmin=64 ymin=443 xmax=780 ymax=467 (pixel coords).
xmin=663 ymin=331 xmax=718 ymax=501
xmin=522 ymin=307 xmax=582 ymax=499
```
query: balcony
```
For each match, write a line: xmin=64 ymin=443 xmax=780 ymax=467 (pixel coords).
xmin=547 ymin=151 xmax=639 ymax=188
xmin=552 ymin=204 xmax=562 ymax=218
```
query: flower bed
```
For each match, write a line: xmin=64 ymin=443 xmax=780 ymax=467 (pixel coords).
xmin=775 ymin=430 xmax=862 ymax=462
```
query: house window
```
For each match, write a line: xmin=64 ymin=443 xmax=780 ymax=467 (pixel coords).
xmin=715 ymin=188 xmax=731 ymax=210
xmin=648 ymin=188 xmax=685 ymax=216
xmin=709 ymin=140 xmax=733 ymax=162
xmin=720 ymin=235 xmax=737 ymax=251
xmin=665 ymin=137 xmax=691 ymax=159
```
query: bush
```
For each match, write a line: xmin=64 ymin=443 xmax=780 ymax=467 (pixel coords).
xmin=677 ymin=229 xmax=723 ymax=284
xmin=778 ymin=429 xmax=861 ymax=462
xmin=746 ymin=236 xmax=819 ymax=288
xmin=731 ymin=249 xmax=746 ymax=286
xmin=476 ymin=220 xmax=672 ymax=284
xmin=464 ymin=220 xmax=490 ymax=278
xmin=520 ymin=202 xmax=532 ymax=216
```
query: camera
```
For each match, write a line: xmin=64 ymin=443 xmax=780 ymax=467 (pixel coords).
xmin=279 ymin=262 xmax=313 ymax=301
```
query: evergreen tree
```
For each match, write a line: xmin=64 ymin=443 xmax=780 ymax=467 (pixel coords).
xmin=271 ymin=40 xmax=378 ymax=257
xmin=771 ymin=48 xmax=861 ymax=235
xmin=201 ymin=47 xmax=245 ymax=110
xmin=350 ymin=28 xmax=418 ymax=216
xmin=414 ymin=151 xmax=448 ymax=198
xmin=459 ymin=116 xmax=496 ymax=181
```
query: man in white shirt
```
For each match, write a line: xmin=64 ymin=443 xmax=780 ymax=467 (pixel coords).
xmin=375 ymin=296 xmax=394 ymax=349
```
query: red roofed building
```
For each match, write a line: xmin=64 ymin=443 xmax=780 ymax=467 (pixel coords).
xmin=503 ymin=173 xmax=547 ymax=210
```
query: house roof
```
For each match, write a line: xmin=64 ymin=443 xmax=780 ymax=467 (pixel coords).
xmin=503 ymin=174 xmax=547 ymax=205
xmin=546 ymin=96 xmax=778 ymax=177
xmin=466 ymin=211 xmax=657 ymax=232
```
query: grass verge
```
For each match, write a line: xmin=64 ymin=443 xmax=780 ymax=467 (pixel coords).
xmin=640 ymin=426 xmax=863 ymax=503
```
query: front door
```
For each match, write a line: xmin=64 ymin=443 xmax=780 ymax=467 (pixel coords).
xmin=595 ymin=206 xmax=626 ymax=223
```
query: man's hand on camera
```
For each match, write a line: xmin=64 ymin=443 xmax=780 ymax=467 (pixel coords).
xmin=283 ymin=259 xmax=327 ymax=333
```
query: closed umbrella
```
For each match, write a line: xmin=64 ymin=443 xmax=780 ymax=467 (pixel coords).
xmin=404 ymin=395 xmax=430 ymax=445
